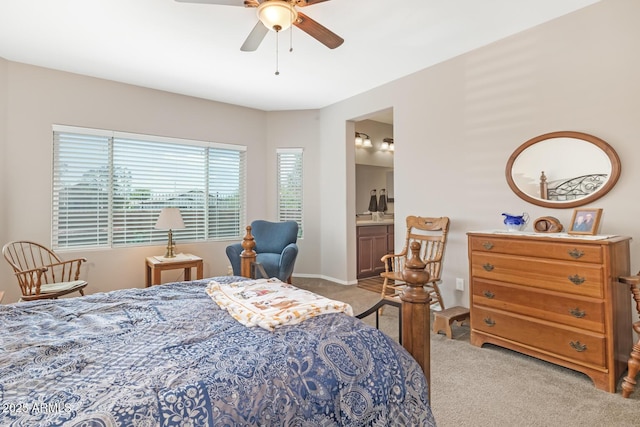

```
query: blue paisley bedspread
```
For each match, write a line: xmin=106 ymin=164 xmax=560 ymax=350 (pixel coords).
xmin=0 ymin=277 xmax=436 ymax=426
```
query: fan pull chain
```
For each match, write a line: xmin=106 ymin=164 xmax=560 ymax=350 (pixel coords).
xmin=275 ymin=29 xmax=280 ymax=76
xmin=289 ymin=25 xmax=294 ymax=52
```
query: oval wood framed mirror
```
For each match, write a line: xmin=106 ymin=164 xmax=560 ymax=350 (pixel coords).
xmin=505 ymin=131 xmax=621 ymax=209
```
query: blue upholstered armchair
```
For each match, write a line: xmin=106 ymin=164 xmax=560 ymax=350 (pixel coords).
xmin=226 ymin=220 xmax=299 ymax=283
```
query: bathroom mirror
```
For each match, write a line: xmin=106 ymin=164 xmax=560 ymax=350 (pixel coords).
xmin=505 ymin=131 xmax=621 ymax=209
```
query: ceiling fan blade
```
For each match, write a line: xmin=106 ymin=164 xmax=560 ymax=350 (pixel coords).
xmin=294 ymin=0 xmax=331 ymax=6
xmin=293 ymin=12 xmax=344 ymax=49
xmin=240 ymin=21 xmax=269 ymax=52
xmin=174 ymin=0 xmax=246 ymax=5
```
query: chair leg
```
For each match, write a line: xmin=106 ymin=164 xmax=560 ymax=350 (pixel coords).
xmin=622 ymin=335 xmax=640 ymax=398
xmin=428 ymin=282 xmax=445 ymax=310
xmin=379 ymin=277 xmax=389 ymax=315
xmin=380 ymin=277 xmax=388 ymax=299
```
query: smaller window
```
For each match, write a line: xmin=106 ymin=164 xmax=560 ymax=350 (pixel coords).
xmin=277 ymin=148 xmax=303 ymax=238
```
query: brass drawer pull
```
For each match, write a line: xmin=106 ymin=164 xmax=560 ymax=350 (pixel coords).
xmin=483 ymin=290 xmax=495 ymax=299
xmin=483 ymin=318 xmax=495 ymax=327
xmin=570 ymin=341 xmax=587 ymax=352
xmin=482 ymin=263 xmax=494 ymax=272
xmin=482 ymin=242 xmax=494 ymax=250
xmin=568 ymin=249 xmax=585 ymax=259
xmin=568 ymin=274 xmax=585 ymax=285
xmin=570 ymin=308 xmax=586 ymax=318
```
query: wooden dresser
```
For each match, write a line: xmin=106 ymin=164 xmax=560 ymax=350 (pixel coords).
xmin=467 ymin=231 xmax=632 ymax=392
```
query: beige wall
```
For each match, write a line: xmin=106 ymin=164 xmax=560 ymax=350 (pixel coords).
xmin=1 ymin=0 xmax=639 ymax=309
xmin=0 ymin=57 xmax=7 ymax=256
xmin=324 ymin=0 xmax=640 ymax=306
xmin=0 ymin=63 xmax=321 ymax=302
xmin=264 ymin=110 xmax=322 ymax=278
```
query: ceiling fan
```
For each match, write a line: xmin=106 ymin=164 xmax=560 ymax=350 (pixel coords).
xmin=175 ymin=0 xmax=344 ymax=52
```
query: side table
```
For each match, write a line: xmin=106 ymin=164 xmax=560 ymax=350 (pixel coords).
xmin=145 ymin=254 xmax=203 ymax=287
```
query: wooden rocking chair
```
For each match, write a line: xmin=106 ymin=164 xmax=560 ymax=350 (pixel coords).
xmin=2 ymin=241 xmax=88 ymax=301
xmin=379 ymin=216 xmax=450 ymax=313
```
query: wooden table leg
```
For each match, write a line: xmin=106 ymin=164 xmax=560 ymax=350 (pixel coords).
xmin=185 ymin=267 xmax=192 ymax=281
xmin=152 ymin=268 xmax=162 ymax=286
xmin=196 ymin=261 xmax=203 ymax=280
xmin=146 ymin=264 xmax=152 ymax=287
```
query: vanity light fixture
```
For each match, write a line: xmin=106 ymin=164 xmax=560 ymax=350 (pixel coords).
xmin=355 ymin=132 xmax=372 ymax=148
xmin=381 ymin=137 xmax=394 ymax=152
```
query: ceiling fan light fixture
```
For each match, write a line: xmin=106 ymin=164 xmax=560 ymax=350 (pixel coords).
xmin=257 ymin=1 xmax=298 ymax=32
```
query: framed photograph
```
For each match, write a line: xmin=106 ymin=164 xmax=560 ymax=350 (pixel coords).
xmin=568 ymin=208 xmax=603 ymax=235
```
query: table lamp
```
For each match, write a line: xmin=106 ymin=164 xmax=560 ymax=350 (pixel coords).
xmin=154 ymin=208 xmax=185 ymax=258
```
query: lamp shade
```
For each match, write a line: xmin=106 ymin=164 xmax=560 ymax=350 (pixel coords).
xmin=257 ymin=0 xmax=297 ymax=31
xmin=154 ymin=208 xmax=185 ymax=230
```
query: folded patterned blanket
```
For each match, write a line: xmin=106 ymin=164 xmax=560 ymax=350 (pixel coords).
xmin=206 ymin=278 xmax=353 ymax=330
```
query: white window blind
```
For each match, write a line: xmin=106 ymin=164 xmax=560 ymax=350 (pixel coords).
xmin=277 ymin=148 xmax=303 ymax=238
xmin=52 ymin=126 xmax=246 ymax=249
xmin=208 ymin=148 xmax=245 ymax=239
xmin=53 ymin=131 xmax=111 ymax=248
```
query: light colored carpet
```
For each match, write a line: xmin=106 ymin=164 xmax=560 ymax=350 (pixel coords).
xmin=293 ymin=278 xmax=640 ymax=427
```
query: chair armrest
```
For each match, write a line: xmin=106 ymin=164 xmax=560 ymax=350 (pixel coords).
xmin=280 ymin=243 xmax=298 ymax=264
xmin=13 ymin=266 xmax=49 ymax=295
xmin=381 ymin=251 xmax=408 ymax=273
xmin=380 ymin=253 xmax=399 ymax=263
xmin=226 ymin=243 xmax=243 ymax=276
xmin=279 ymin=243 xmax=299 ymax=282
xmin=65 ymin=257 xmax=88 ymax=263
xmin=619 ymin=275 xmax=640 ymax=286
xmin=14 ymin=265 xmax=48 ymax=277
xmin=42 ymin=258 xmax=87 ymax=282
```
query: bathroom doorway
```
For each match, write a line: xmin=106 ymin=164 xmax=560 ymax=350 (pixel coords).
xmin=353 ymin=108 xmax=394 ymax=286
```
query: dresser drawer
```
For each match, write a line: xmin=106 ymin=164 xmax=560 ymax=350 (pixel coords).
xmin=472 ymin=279 xmax=605 ymax=333
xmin=472 ymin=306 xmax=606 ymax=368
xmin=469 ymin=236 xmax=602 ymax=264
xmin=471 ymin=252 xmax=604 ymax=298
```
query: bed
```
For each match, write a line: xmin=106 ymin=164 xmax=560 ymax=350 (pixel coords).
xmin=0 ymin=276 xmax=436 ymax=426
xmin=539 ymin=172 xmax=607 ymax=201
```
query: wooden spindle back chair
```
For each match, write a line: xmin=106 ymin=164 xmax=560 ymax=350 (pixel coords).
xmin=380 ymin=216 xmax=450 ymax=311
xmin=2 ymin=241 xmax=88 ymax=301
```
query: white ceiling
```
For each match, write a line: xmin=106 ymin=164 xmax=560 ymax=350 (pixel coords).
xmin=0 ymin=0 xmax=599 ymax=112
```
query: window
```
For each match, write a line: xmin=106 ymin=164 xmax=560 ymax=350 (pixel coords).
xmin=52 ymin=125 xmax=246 ymax=249
xmin=277 ymin=148 xmax=303 ymax=238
